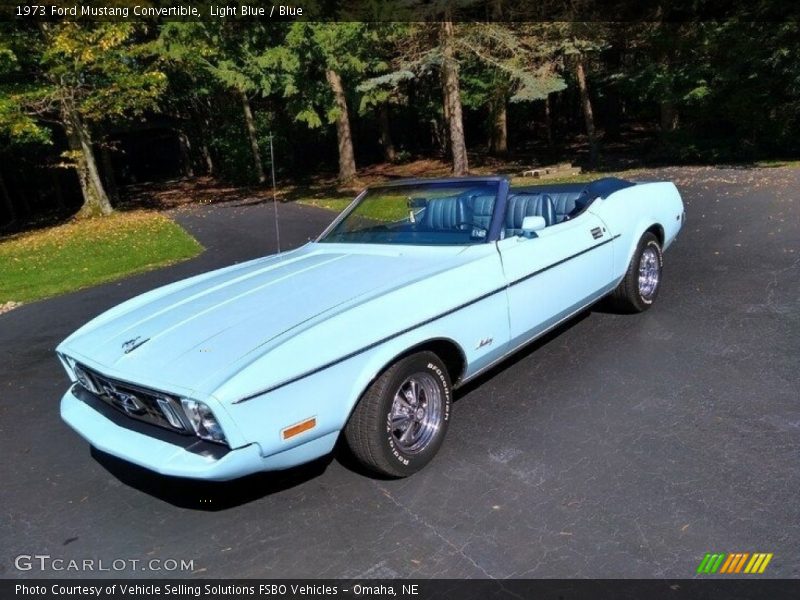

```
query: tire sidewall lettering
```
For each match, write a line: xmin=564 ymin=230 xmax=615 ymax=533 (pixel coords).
xmin=383 ymin=359 xmax=451 ymax=468
xmin=427 ymin=362 xmax=451 ymax=422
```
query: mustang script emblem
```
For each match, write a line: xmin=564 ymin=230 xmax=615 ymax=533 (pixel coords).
xmin=121 ymin=336 xmax=150 ymax=354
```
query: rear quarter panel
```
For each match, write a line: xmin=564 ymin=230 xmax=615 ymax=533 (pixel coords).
xmin=589 ymin=181 xmax=684 ymax=279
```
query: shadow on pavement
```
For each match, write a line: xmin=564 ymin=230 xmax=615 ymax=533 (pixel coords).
xmin=455 ymin=309 xmax=593 ymax=399
xmin=90 ymin=309 xmax=599 ymax=506
xmin=91 ymin=447 xmax=333 ymax=511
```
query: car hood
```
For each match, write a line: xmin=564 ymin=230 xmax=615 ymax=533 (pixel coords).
xmin=60 ymin=244 xmax=462 ymax=395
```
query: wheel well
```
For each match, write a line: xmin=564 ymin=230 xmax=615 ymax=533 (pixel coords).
xmin=345 ymin=339 xmax=467 ymax=427
xmin=646 ymin=223 xmax=665 ymax=246
xmin=396 ymin=338 xmax=467 ymax=385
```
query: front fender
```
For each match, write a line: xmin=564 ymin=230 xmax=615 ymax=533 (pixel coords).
xmin=222 ymin=285 xmax=509 ymax=460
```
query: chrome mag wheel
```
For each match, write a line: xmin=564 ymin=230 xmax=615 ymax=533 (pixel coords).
xmin=390 ymin=373 xmax=443 ymax=454
xmin=638 ymin=246 xmax=661 ymax=300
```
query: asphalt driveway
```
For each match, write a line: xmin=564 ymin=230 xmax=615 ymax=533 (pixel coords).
xmin=1 ymin=167 xmax=798 ymax=578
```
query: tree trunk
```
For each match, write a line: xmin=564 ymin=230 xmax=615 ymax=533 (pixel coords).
xmin=200 ymin=139 xmax=214 ymax=175
xmin=575 ymin=57 xmax=598 ymax=167
xmin=325 ymin=68 xmax=358 ymax=183
xmin=63 ymin=102 xmax=113 ymax=218
xmin=489 ymin=95 xmax=508 ymax=156
xmin=200 ymin=99 xmax=216 ymax=175
xmin=378 ymin=104 xmax=397 ymax=163
xmin=177 ymin=130 xmax=194 ymax=178
xmin=439 ymin=66 xmax=451 ymax=157
xmin=0 ymin=170 xmax=15 ymax=224
xmin=98 ymin=144 xmax=119 ymax=203
xmin=491 ymin=0 xmax=504 ymax=18
xmin=240 ymin=90 xmax=266 ymax=184
xmin=441 ymin=19 xmax=468 ymax=176
xmin=660 ymin=101 xmax=679 ymax=132
xmin=657 ymin=37 xmax=678 ymax=134
xmin=604 ymin=44 xmax=623 ymax=142
xmin=544 ymin=95 xmax=554 ymax=147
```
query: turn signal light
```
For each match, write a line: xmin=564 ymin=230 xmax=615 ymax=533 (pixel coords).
xmin=282 ymin=417 xmax=316 ymax=440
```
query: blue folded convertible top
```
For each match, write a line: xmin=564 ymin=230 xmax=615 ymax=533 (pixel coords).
xmin=512 ymin=176 xmax=635 ymax=199
xmin=585 ymin=177 xmax=636 ymax=199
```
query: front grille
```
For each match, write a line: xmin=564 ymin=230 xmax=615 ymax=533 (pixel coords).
xmin=76 ymin=365 xmax=191 ymax=435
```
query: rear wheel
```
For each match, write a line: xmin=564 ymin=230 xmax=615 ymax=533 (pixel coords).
xmin=344 ymin=351 xmax=452 ymax=477
xmin=609 ymin=232 xmax=663 ymax=313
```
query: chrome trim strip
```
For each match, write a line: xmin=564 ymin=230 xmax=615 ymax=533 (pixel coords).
xmin=315 ymin=189 xmax=367 ymax=242
xmin=505 ymin=234 xmax=618 ymax=288
xmin=233 ymin=234 xmax=620 ymax=404
xmin=72 ymin=385 xmax=231 ymax=458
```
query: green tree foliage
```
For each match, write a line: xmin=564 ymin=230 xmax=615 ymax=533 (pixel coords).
xmin=157 ymin=21 xmax=288 ymax=184
xmin=361 ymin=19 xmax=567 ymax=170
xmin=527 ymin=22 xmax=610 ymax=166
xmin=277 ymin=22 xmax=374 ymax=182
xmin=4 ymin=16 xmax=800 ymax=229
xmin=619 ymin=21 xmax=800 ymax=160
xmin=0 ymin=22 xmax=165 ymax=217
xmin=355 ymin=23 xmax=410 ymax=162
xmin=456 ymin=23 xmax=566 ymax=155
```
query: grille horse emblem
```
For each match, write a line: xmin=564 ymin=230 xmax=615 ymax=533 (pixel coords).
xmin=121 ymin=336 xmax=149 ymax=354
xmin=102 ymin=384 xmax=146 ymax=415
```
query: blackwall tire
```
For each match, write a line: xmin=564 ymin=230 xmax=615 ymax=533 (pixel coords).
xmin=609 ymin=232 xmax=663 ymax=313
xmin=344 ymin=351 xmax=452 ymax=478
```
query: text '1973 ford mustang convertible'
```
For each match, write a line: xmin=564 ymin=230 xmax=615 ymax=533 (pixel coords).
xmin=57 ymin=176 xmax=684 ymax=479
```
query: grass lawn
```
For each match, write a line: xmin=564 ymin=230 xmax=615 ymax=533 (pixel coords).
xmin=297 ymin=196 xmax=354 ymax=215
xmin=0 ymin=211 xmax=202 ymax=304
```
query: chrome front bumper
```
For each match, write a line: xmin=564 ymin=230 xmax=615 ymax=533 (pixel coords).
xmin=61 ymin=386 xmax=263 ymax=481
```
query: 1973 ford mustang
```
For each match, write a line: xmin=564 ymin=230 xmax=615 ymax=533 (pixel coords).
xmin=57 ymin=176 xmax=684 ymax=479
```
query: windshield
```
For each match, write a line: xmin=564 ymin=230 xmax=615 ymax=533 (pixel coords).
xmin=319 ymin=181 xmax=499 ymax=246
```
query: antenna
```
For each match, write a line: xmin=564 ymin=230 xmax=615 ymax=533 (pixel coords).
xmin=268 ymin=132 xmax=281 ymax=253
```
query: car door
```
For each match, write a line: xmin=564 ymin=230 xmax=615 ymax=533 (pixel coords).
xmin=497 ymin=213 xmax=615 ymax=347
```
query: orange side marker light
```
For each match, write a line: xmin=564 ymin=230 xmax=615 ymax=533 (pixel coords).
xmin=282 ymin=417 xmax=317 ymax=440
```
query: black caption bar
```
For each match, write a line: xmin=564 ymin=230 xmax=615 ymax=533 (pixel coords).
xmin=3 ymin=0 xmax=800 ymax=22
xmin=4 ymin=580 xmax=800 ymax=600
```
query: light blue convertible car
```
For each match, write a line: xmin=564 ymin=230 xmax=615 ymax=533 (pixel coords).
xmin=57 ymin=176 xmax=684 ymax=479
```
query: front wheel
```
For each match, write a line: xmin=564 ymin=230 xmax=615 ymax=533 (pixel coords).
xmin=609 ymin=232 xmax=663 ymax=313
xmin=344 ymin=351 xmax=452 ymax=477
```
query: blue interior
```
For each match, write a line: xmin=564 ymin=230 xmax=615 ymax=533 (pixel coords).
xmin=326 ymin=177 xmax=635 ymax=245
xmin=419 ymin=189 xmax=575 ymax=236
xmin=504 ymin=193 xmax=556 ymax=234
xmin=422 ymin=195 xmax=472 ymax=231
xmin=511 ymin=177 xmax=635 ymax=225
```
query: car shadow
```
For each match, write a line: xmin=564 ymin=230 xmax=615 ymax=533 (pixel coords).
xmin=454 ymin=308 xmax=593 ymax=399
xmin=331 ymin=436 xmax=404 ymax=481
xmin=90 ymin=447 xmax=333 ymax=511
xmin=332 ymin=310 xmax=595 ymax=480
xmin=90 ymin=306 xmax=607 ymax=505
